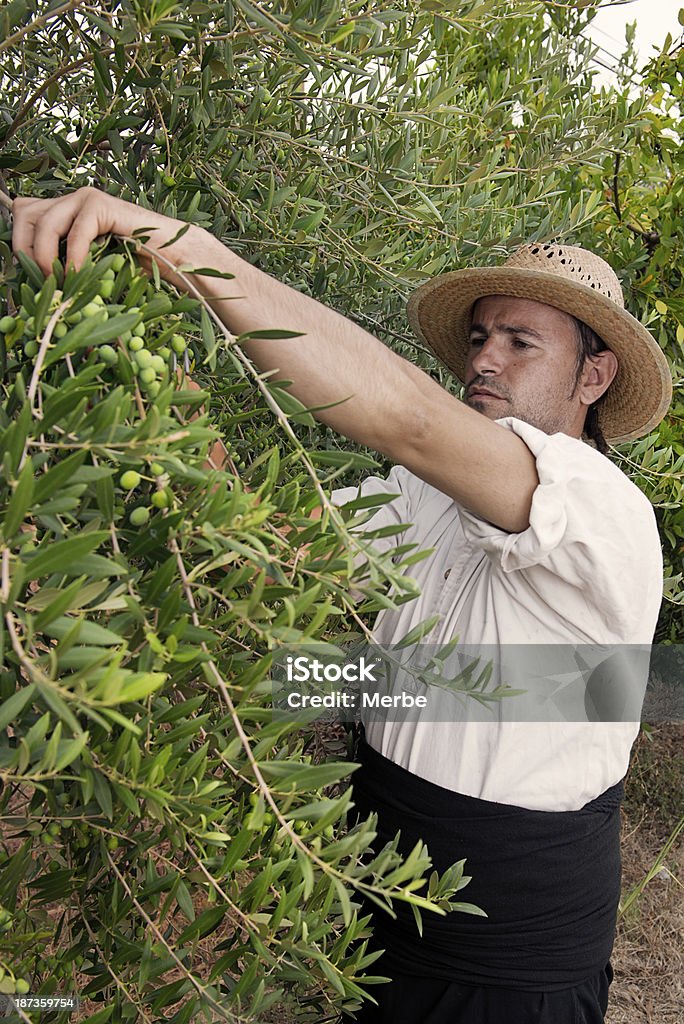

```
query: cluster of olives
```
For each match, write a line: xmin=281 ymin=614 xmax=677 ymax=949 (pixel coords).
xmin=0 ymin=975 xmax=30 ymax=997
xmin=244 ymin=791 xmax=335 ymax=860
xmin=0 ymin=252 xmax=190 ymax=402
xmin=0 ymin=908 xmax=29 ymax=994
xmin=119 ymin=463 xmax=174 ymax=526
xmin=39 ymin=821 xmax=62 ymax=846
xmin=1 ymin=250 xmax=196 ymax=528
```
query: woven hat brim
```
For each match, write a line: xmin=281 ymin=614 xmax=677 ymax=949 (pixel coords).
xmin=406 ymin=267 xmax=673 ymax=444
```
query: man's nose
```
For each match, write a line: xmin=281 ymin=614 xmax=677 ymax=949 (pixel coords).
xmin=468 ymin=337 xmax=505 ymax=376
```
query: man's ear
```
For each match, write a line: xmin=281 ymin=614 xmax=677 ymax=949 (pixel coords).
xmin=578 ymin=349 xmax=618 ymax=407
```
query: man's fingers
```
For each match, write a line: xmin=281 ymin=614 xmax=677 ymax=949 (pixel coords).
xmin=64 ymin=208 xmax=103 ymax=272
xmin=11 ymin=187 xmax=193 ymax=284
xmin=11 ymin=189 xmax=110 ymax=276
xmin=29 ymin=198 xmax=85 ymax=275
xmin=11 ymin=197 xmax=44 ymax=265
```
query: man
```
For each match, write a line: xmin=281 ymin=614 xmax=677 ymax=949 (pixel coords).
xmin=13 ymin=190 xmax=672 ymax=1023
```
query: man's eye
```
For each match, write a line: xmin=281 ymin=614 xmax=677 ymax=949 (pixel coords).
xmin=512 ymin=338 xmax=530 ymax=350
xmin=469 ymin=337 xmax=486 ymax=347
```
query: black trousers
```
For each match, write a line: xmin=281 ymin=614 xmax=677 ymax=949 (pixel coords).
xmin=348 ymin=963 xmax=613 ymax=1023
xmin=346 ymin=735 xmax=622 ymax=1022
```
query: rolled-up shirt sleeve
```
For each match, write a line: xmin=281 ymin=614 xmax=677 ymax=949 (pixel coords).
xmin=458 ymin=417 xmax=663 ymax=638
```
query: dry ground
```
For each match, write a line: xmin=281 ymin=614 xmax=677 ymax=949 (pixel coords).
xmin=606 ymin=723 xmax=684 ymax=1024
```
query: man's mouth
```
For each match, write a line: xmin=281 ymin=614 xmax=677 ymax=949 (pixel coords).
xmin=467 ymin=388 xmax=507 ymax=401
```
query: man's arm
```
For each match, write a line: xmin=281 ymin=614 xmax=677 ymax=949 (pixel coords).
xmin=12 ymin=187 xmax=538 ymax=533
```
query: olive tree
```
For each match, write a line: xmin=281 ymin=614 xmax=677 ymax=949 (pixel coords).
xmin=0 ymin=1 xmax=681 ymax=1021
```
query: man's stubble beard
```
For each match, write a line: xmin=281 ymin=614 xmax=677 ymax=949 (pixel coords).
xmin=465 ymin=390 xmax=574 ymax=437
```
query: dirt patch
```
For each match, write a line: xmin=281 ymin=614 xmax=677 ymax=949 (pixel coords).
xmin=607 ymin=723 xmax=684 ymax=1024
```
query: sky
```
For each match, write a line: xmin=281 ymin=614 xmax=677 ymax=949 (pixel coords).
xmin=584 ymin=0 xmax=682 ymax=83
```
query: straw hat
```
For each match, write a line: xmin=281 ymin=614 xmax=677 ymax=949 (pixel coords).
xmin=406 ymin=242 xmax=673 ymax=443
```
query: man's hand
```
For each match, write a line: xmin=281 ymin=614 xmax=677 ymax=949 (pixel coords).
xmin=12 ymin=187 xmax=203 ymax=286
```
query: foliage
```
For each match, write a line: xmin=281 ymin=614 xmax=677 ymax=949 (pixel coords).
xmin=0 ymin=0 xmax=682 ymax=1021
xmin=0 ymin=239 xmax=477 ymax=1022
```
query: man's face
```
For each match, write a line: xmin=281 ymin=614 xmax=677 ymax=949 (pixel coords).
xmin=464 ymin=294 xmax=586 ymax=436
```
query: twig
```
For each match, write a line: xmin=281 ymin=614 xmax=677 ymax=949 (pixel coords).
xmin=0 ymin=189 xmax=13 ymax=213
xmin=0 ymin=549 xmax=9 ymax=604
xmin=0 ymin=0 xmax=90 ymax=56
xmin=105 ymin=849 xmax=249 ymax=1023
xmin=612 ymin=152 xmax=622 ymax=223
xmin=79 ymin=913 xmax=156 ymax=1024
xmin=27 ymin=300 xmax=73 ymax=408
xmin=2 ymin=43 xmax=142 ymax=150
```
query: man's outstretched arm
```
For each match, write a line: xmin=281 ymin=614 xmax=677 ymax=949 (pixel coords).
xmin=12 ymin=187 xmax=538 ymax=533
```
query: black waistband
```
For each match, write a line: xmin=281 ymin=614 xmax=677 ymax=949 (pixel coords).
xmin=352 ymin=735 xmax=623 ymax=991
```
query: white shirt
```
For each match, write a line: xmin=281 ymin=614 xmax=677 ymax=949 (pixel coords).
xmin=331 ymin=417 xmax=663 ymax=811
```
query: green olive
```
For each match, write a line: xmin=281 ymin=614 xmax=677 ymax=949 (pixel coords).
xmin=133 ymin=322 xmax=146 ymax=338
xmin=171 ymin=334 xmax=186 ymax=354
xmin=15 ymin=980 xmax=30 ymax=995
xmin=129 ymin=506 xmax=150 ymax=526
xmin=111 ymin=254 xmax=126 ymax=273
xmin=158 ymin=346 xmax=171 ymax=360
xmin=151 ymin=489 xmax=169 ymax=509
xmin=129 ymin=336 xmax=144 ymax=352
xmin=99 ymin=345 xmax=118 ymax=364
xmin=102 ymin=268 xmax=116 ymax=281
xmin=24 ymin=340 xmax=38 ymax=358
xmin=120 ymin=470 xmax=141 ymax=490
xmin=98 ymin=280 xmax=115 ymax=299
xmin=150 ymin=355 xmax=165 ymax=373
xmin=54 ymin=322 xmax=68 ymax=338
xmin=82 ymin=302 xmax=101 ymax=319
xmin=139 ymin=367 xmax=156 ymax=385
xmin=146 ymin=381 xmax=161 ymax=398
xmin=134 ymin=349 xmax=153 ymax=368
xmin=150 ymin=463 xmax=165 ymax=477
xmin=106 ymin=836 xmax=119 ymax=851
xmin=0 ymin=315 xmax=16 ymax=333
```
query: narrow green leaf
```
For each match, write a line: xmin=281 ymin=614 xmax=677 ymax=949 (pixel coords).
xmin=33 ymin=274 xmax=56 ymax=336
xmin=2 ymin=458 xmax=34 ymax=539
xmin=34 ymin=576 xmax=88 ymax=631
xmin=0 ymin=685 xmax=36 ymax=732
xmin=42 ymin=616 xmax=123 ymax=647
xmin=24 ymin=533 xmax=109 ymax=580
xmin=92 ymin=769 xmax=114 ymax=819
